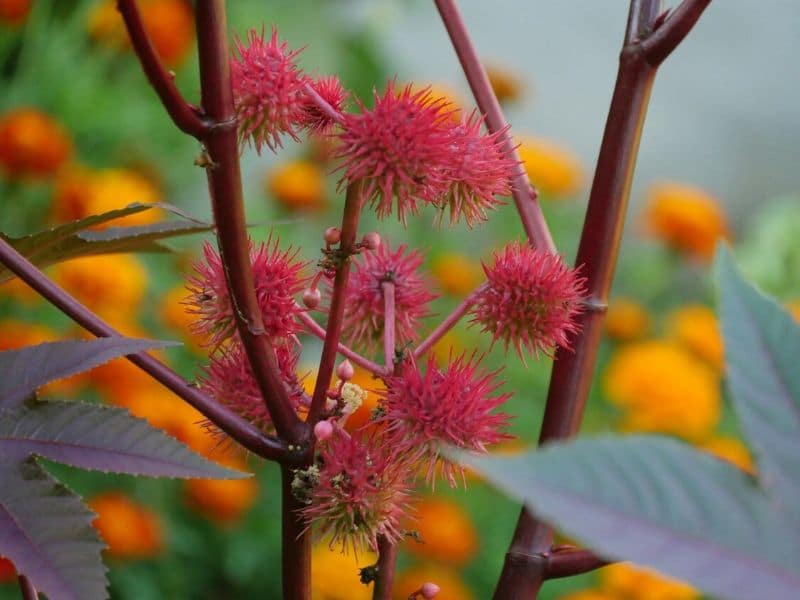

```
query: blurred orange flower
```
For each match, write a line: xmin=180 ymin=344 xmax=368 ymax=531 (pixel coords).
xmin=604 ymin=297 xmax=650 ymax=341
xmin=266 ymin=160 xmax=327 ymax=211
xmin=0 ymin=275 xmax=40 ymax=304
xmin=642 ymin=181 xmax=729 ymax=261
xmin=405 ymin=497 xmax=478 ymax=566
xmin=0 ymin=107 xmax=72 ymax=180
xmin=159 ymin=285 xmax=206 ymax=353
xmin=394 ymin=564 xmax=474 ymax=600
xmin=603 ymin=340 xmax=720 ymax=441
xmin=431 ymin=330 xmax=468 ymax=368
xmin=700 ymin=436 xmax=754 ymax=473
xmin=486 ymin=64 xmax=524 ymax=103
xmin=786 ymin=300 xmax=800 ymax=322
xmin=599 ymin=562 xmax=699 ymax=600
xmin=89 ymin=492 xmax=164 ymax=559
xmin=310 ymin=543 xmax=375 ymax=600
xmin=557 ymin=591 xmax=616 ymax=600
xmin=431 ymin=253 xmax=483 ymax=296
xmin=185 ymin=475 xmax=258 ymax=525
xmin=88 ymin=0 xmax=194 ymax=66
xmin=666 ymin=304 xmax=723 ymax=370
xmin=517 ymin=135 xmax=583 ymax=199
xmin=0 ymin=0 xmax=30 ymax=26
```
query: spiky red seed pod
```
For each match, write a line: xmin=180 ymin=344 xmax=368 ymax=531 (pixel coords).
xmin=231 ymin=28 xmax=306 ymax=153
xmin=378 ymin=354 xmax=512 ymax=486
xmin=298 ymin=75 xmax=347 ymax=134
xmin=335 ymin=82 xmax=455 ymax=224
xmin=301 ymin=428 xmax=414 ymax=555
xmin=470 ymin=242 xmax=587 ymax=359
xmin=339 ymin=242 xmax=438 ymax=352
xmin=436 ymin=113 xmax=516 ymax=228
xmin=186 ymin=238 xmax=309 ymax=346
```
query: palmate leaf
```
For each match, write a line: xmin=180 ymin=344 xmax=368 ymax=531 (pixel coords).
xmin=0 ymin=456 xmax=106 ymax=600
xmin=0 ymin=337 xmax=178 ymax=409
xmin=0 ymin=401 xmax=246 ymax=479
xmin=717 ymin=245 xmax=800 ymax=523
xmin=457 ymin=437 xmax=800 ymax=600
xmin=0 ymin=202 xmax=212 ymax=283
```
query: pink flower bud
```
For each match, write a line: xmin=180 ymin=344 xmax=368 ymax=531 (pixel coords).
xmin=421 ymin=582 xmax=440 ymax=599
xmin=313 ymin=420 xmax=333 ymax=441
xmin=302 ymin=287 xmax=321 ymax=309
xmin=363 ymin=231 xmax=381 ymax=250
xmin=336 ymin=359 xmax=354 ymax=381
xmin=324 ymin=226 xmax=341 ymax=245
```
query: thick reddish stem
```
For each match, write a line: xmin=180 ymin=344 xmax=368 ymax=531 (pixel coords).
xmin=381 ymin=281 xmax=396 ymax=369
xmin=434 ymin=0 xmax=555 ymax=253
xmin=413 ymin=285 xmax=484 ymax=359
xmin=18 ymin=576 xmax=36 ymax=600
xmin=296 ymin=311 xmax=384 ymax=375
xmin=371 ymin=535 xmax=398 ymax=600
xmin=493 ymin=1 xmax=711 ymax=597
xmin=641 ymin=0 xmax=713 ymax=65
xmin=0 ymin=237 xmax=288 ymax=462
xmin=281 ymin=464 xmax=311 ymax=600
xmin=546 ymin=549 xmax=611 ymax=580
xmin=194 ymin=0 xmax=303 ymax=444
xmin=117 ymin=0 xmax=208 ymax=138
xmin=307 ymin=183 xmax=363 ymax=426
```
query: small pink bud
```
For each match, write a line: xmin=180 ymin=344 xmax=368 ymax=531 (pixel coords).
xmin=363 ymin=231 xmax=381 ymax=250
xmin=314 ymin=420 xmax=333 ymax=441
xmin=420 ymin=582 xmax=440 ymax=599
xmin=302 ymin=287 xmax=321 ymax=309
xmin=336 ymin=359 xmax=354 ymax=381
xmin=324 ymin=227 xmax=341 ymax=245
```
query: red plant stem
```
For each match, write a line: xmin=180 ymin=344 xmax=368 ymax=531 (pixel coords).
xmin=546 ymin=549 xmax=611 ymax=580
xmin=434 ymin=0 xmax=555 ymax=254
xmin=371 ymin=535 xmax=398 ymax=600
xmin=493 ymin=1 xmax=711 ymax=597
xmin=117 ymin=0 xmax=208 ymax=138
xmin=0 ymin=237 xmax=288 ymax=462
xmin=194 ymin=0 xmax=303 ymax=444
xmin=303 ymin=82 xmax=345 ymax=125
xmin=18 ymin=576 xmax=36 ymax=600
xmin=381 ymin=281 xmax=396 ymax=369
xmin=307 ymin=183 xmax=363 ymax=427
xmin=296 ymin=311 xmax=384 ymax=375
xmin=281 ymin=464 xmax=311 ymax=600
xmin=413 ymin=285 xmax=484 ymax=359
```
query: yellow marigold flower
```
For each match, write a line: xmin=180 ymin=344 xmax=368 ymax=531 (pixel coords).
xmin=185 ymin=475 xmax=258 ymax=525
xmin=88 ymin=0 xmax=194 ymax=66
xmin=557 ymin=591 xmax=617 ymax=600
xmin=89 ymin=492 xmax=164 ymax=559
xmin=666 ymin=304 xmax=723 ymax=370
xmin=517 ymin=135 xmax=583 ymax=199
xmin=600 ymin=563 xmax=699 ymax=600
xmin=0 ymin=0 xmax=30 ymax=26
xmin=486 ymin=64 xmax=524 ymax=103
xmin=642 ymin=181 xmax=729 ymax=261
xmin=604 ymin=297 xmax=650 ymax=341
xmin=786 ymin=300 xmax=800 ymax=322
xmin=266 ymin=160 xmax=327 ymax=211
xmin=700 ymin=436 xmax=754 ymax=474
xmin=159 ymin=285 xmax=206 ymax=353
xmin=311 ymin=543 xmax=376 ymax=600
xmin=0 ymin=107 xmax=72 ymax=180
xmin=603 ymin=340 xmax=720 ymax=441
xmin=0 ymin=276 xmax=39 ymax=303
xmin=394 ymin=564 xmax=475 ymax=600
xmin=51 ymin=254 xmax=148 ymax=321
xmin=405 ymin=497 xmax=478 ymax=566
xmin=431 ymin=330 xmax=467 ymax=367
xmin=431 ymin=253 xmax=483 ymax=296
xmin=0 ymin=320 xmax=56 ymax=351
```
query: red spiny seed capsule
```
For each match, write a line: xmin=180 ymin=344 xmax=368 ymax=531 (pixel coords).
xmin=339 ymin=242 xmax=438 ymax=352
xmin=298 ymin=75 xmax=347 ymax=134
xmin=231 ymin=28 xmax=306 ymax=153
xmin=470 ymin=242 xmax=587 ymax=359
xmin=436 ymin=113 xmax=516 ymax=228
xmin=186 ymin=237 xmax=309 ymax=346
xmin=300 ymin=428 xmax=414 ymax=554
xmin=335 ymin=82 xmax=455 ymax=225
xmin=378 ymin=353 xmax=512 ymax=486
xmin=324 ymin=226 xmax=341 ymax=245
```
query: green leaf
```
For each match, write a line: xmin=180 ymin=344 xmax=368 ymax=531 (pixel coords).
xmin=0 ymin=338 xmax=179 ymax=408
xmin=0 ymin=401 xmax=247 ymax=479
xmin=717 ymin=245 xmax=800 ymax=522
xmin=0 ymin=203 xmax=212 ymax=283
xmin=0 ymin=456 xmax=107 ymax=600
xmin=457 ymin=436 xmax=800 ymax=600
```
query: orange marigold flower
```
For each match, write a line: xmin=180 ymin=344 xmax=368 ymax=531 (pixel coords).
xmin=666 ymin=304 xmax=723 ymax=370
xmin=603 ymin=340 xmax=720 ymax=441
xmin=642 ymin=181 xmax=729 ymax=261
xmin=599 ymin=563 xmax=699 ymax=600
xmin=88 ymin=0 xmax=194 ymax=66
xmin=89 ymin=492 xmax=164 ymax=559
xmin=185 ymin=476 xmax=258 ymax=525
xmin=310 ymin=543 xmax=376 ymax=600
xmin=431 ymin=253 xmax=483 ymax=297
xmin=0 ymin=0 xmax=30 ymax=26
xmin=0 ymin=107 xmax=72 ymax=180
xmin=0 ymin=320 xmax=56 ymax=351
xmin=557 ymin=591 xmax=617 ymax=600
xmin=159 ymin=285 xmax=206 ymax=353
xmin=486 ymin=64 xmax=524 ymax=103
xmin=786 ymin=300 xmax=800 ymax=322
xmin=516 ymin=136 xmax=583 ymax=199
xmin=405 ymin=497 xmax=478 ymax=566
xmin=700 ymin=436 xmax=755 ymax=474
xmin=267 ymin=160 xmax=327 ymax=211
xmin=395 ymin=564 xmax=475 ymax=600
xmin=604 ymin=297 xmax=650 ymax=341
